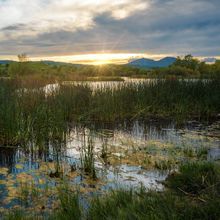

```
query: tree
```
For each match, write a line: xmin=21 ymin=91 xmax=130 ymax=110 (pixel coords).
xmin=18 ymin=53 xmax=28 ymax=62
xmin=173 ymin=54 xmax=200 ymax=70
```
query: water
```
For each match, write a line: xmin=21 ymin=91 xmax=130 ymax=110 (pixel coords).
xmin=48 ymin=77 xmax=151 ymax=94
xmin=1 ymin=79 xmax=219 ymax=211
xmin=0 ymin=118 xmax=219 ymax=210
xmin=46 ymin=78 xmax=210 ymax=94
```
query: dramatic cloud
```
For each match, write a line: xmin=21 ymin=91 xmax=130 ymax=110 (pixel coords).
xmin=0 ymin=0 xmax=148 ymax=38
xmin=0 ymin=0 xmax=219 ymax=60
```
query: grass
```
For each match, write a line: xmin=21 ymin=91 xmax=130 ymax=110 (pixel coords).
xmin=0 ymin=78 xmax=219 ymax=164
xmin=88 ymin=161 xmax=220 ymax=220
xmin=80 ymin=135 xmax=97 ymax=179
xmin=3 ymin=161 xmax=220 ymax=220
xmin=51 ymin=185 xmax=82 ymax=220
xmin=88 ymin=79 xmax=220 ymax=122
xmin=166 ymin=161 xmax=220 ymax=195
xmin=0 ymin=74 xmax=219 ymax=219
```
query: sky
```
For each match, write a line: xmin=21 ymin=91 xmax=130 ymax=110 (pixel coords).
xmin=0 ymin=0 xmax=220 ymax=64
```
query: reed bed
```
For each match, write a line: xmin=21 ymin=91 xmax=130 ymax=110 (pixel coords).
xmin=0 ymin=76 xmax=219 ymax=218
xmin=0 ymin=79 xmax=219 ymax=148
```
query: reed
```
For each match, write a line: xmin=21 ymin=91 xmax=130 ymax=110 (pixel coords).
xmin=80 ymin=134 xmax=97 ymax=179
xmin=1 ymin=79 xmax=219 ymax=151
xmin=3 ymin=162 xmax=220 ymax=219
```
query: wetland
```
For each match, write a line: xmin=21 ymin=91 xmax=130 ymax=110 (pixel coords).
xmin=0 ymin=77 xmax=219 ymax=219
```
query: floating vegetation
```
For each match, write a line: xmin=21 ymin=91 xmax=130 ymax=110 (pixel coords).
xmin=0 ymin=167 xmax=8 ymax=176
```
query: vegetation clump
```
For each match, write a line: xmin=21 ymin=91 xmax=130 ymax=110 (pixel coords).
xmin=5 ymin=162 xmax=219 ymax=220
xmin=166 ymin=162 xmax=220 ymax=195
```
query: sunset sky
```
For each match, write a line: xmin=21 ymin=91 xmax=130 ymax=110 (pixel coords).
xmin=0 ymin=0 xmax=220 ymax=64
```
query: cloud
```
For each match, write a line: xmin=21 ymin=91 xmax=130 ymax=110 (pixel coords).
xmin=0 ymin=0 xmax=219 ymax=58
xmin=0 ymin=0 xmax=148 ymax=39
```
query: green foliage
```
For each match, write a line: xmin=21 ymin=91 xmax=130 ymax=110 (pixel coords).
xmin=3 ymin=161 xmax=220 ymax=220
xmin=81 ymin=135 xmax=97 ymax=179
xmin=88 ymin=162 xmax=220 ymax=220
xmin=166 ymin=162 xmax=220 ymax=195
xmin=0 ymin=79 xmax=219 ymax=147
xmin=173 ymin=54 xmax=200 ymax=70
xmin=202 ymin=60 xmax=220 ymax=79
xmin=3 ymin=210 xmax=27 ymax=220
xmin=0 ymin=64 xmax=9 ymax=77
xmin=51 ymin=186 xmax=81 ymax=220
xmin=4 ymin=55 xmax=220 ymax=80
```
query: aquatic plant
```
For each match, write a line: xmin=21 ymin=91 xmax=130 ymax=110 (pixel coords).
xmin=51 ymin=184 xmax=82 ymax=220
xmin=2 ymin=161 xmax=220 ymax=220
xmin=80 ymin=134 xmax=97 ymax=179
xmin=100 ymin=137 xmax=109 ymax=165
xmin=1 ymin=79 xmax=219 ymax=148
xmin=166 ymin=161 xmax=220 ymax=195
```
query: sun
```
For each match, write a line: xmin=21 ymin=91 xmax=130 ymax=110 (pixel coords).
xmin=91 ymin=60 xmax=113 ymax=65
xmin=30 ymin=53 xmax=159 ymax=65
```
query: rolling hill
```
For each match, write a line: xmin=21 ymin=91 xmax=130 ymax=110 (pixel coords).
xmin=128 ymin=57 xmax=176 ymax=68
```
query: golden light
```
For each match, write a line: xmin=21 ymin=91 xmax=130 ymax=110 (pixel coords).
xmin=31 ymin=53 xmax=159 ymax=65
xmin=5 ymin=53 xmax=176 ymax=65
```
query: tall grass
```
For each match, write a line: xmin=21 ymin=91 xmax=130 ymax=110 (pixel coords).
xmin=166 ymin=161 xmax=220 ymax=195
xmin=3 ymin=161 xmax=220 ymax=219
xmin=0 ymin=79 xmax=219 ymax=148
xmin=1 ymin=77 xmax=219 ymax=219
xmin=80 ymin=134 xmax=97 ymax=179
xmin=88 ymin=161 xmax=220 ymax=220
xmin=51 ymin=185 xmax=82 ymax=220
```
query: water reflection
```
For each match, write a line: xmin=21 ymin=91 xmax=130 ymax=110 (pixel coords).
xmin=1 ymin=119 xmax=219 ymax=175
xmin=0 ymin=147 xmax=18 ymax=170
xmin=0 ymin=119 xmax=219 ymax=209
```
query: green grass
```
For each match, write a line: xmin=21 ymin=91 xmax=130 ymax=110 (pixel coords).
xmin=3 ymin=161 xmax=220 ymax=220
xmin=80 ymin=135 xmax=97 ymax=179
xmin=166 ymin=161 xmax=220 ymax=195
xmin=88 ymin=161 xmax=220 ymax=220
xmin=50 ymin=185 xmax=82 ymax=220
xmin=0 ymin=79 xmax=219 ymax=148
xmin=1 ymin=68 xmax=220 ymax=219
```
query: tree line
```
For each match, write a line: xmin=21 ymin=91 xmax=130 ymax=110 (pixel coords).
xmin=0 ymin=54 xmax=219 ymax=79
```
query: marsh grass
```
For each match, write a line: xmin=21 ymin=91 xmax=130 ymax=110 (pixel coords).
xmin=1 ymin=77 xmax=220 ymax=219
xmin=1 ymin=79 xmax=219 ymax=148
xmin=166 ymin=162 xmax=220 ymax=195
xmin=80 ymin=135 xmax=97 ymax=179
xmin=51 ymin=184 xmax=82 ymax=220
xmin=182 ymin=146 xmax=209 ymax=159
xmin=88 ymin=161 xmax=220 ymax=220
xmin=100 ymin=138 xmax=108 ymax=164
xmin=3 ymin=162 xmax=220 ymax=220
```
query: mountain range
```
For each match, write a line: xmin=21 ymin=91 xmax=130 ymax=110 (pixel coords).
xmin=0 ymin=60 xmax=82 ymax=67
xmin=0 ymin=60 xmax=14 ymax=65
xmin=1 ymin=57 xmax=217 ymax=67
xmin=202 ymin=57 xmax=216 ymax=63
xmin=127 ymin=57 xmax=177 ymax=68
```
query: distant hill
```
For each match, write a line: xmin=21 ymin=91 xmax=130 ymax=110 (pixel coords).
xmin=202 ymin=57 xmax=216 ymax=63
xmin=41 ymin=60 xmax=83 ymax=67
xmin=128 ymin=57 xmax=176 ymax=68
xmin=0 ymin=60 xmax=14 ymax=65
xmin=0 ymin=60 xmax=84 ymax=67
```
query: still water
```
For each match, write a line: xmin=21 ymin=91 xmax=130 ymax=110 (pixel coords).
xmin=0 ymin=79 xmax=219 ymax=210
xmin=0 ymin=118 xmax=219 ymax=210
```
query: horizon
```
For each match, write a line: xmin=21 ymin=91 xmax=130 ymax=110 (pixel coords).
xmin=0 ymin=53 xmax=219 ymax=65
xmin=0 ymin=0 xmax=220 ymax=65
